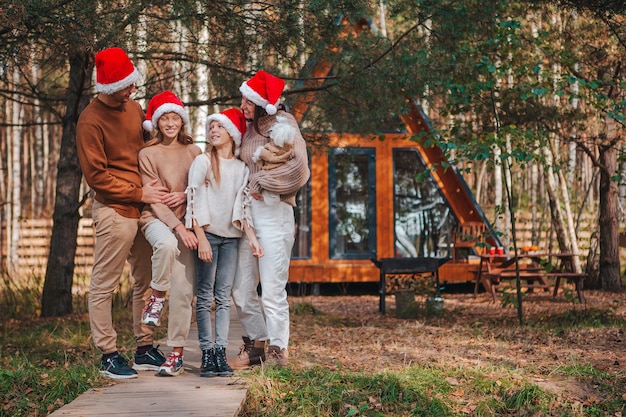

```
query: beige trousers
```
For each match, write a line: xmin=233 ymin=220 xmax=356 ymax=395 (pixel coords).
xmin=89 ymin=200 xmax=154 ymax=354
xmin=142 ymin=219 xmax=196 ymax=347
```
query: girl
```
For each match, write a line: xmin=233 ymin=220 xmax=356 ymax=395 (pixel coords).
xmin=138 ymin=90 xmax=201 ymax=376
xmin=186 ymin=108 xmax=263 ymax=377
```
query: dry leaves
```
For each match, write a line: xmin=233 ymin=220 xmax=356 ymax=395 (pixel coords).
xmin=289 ymin=289 xmax=626 ymax=404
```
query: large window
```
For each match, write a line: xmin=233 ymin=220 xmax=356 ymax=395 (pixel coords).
xmin=329 ymin=148 xmax=377 ymax=259
xmin=292 ymin=150 xmax=312 ymax=259
xmin=292 ymin=179 xmax=311 ymax=259
xmin=393 ymin=149 xmax=455 ymax=258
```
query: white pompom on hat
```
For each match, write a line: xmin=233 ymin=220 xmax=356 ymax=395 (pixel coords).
xmin=143 ymin=90 xmax=190 ymax=133
xmin=206 ymin=108 xmax=247 ymax=156
xmin=95 ymin=47 xmax=140 ymax=94
xmin=239 ymin=70 xmax=285 ymax=115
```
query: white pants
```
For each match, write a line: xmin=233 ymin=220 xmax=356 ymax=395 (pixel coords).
xmin=143 ymin=219 xmax=196 ymax=347
xmin=232 ymin=199 xmax=295 ymax=349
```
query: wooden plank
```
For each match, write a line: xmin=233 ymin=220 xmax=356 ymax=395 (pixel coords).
xmin=49 ymin=388 xmax=245 ymax=416
xmin=49 ymin=316 xmax=246 ymax=417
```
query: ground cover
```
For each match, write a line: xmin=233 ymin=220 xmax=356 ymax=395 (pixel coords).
xmin=1 ymin=278 xmax=625 ymax=416
xmin=240 ymin=289 xmax=626 ymax=416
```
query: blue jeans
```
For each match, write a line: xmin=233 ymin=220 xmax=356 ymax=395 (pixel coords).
xmin=196 ymin=232 xmax=239 ymax=350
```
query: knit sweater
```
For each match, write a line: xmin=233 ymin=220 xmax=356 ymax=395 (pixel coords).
xmin=138 ymin=140 xmax=202 ymax=229
xmin=76 ymin=98 xmax=148 ymax=218
xmin=239 ymin=111 xmax=310 ymax=206
xmin=185 ymin=153 xmax=250 ymax=238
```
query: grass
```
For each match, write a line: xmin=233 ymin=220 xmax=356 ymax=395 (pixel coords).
xmin=240 ymin=366 xmax=455 ymax=416
xmin=238 ymin=360 xmax=617 ymax=416
xmin=0 ymin=272 xmax=149 ymax=417
xmin=1 ymin=273 xmax=625 ymax=416
xmin=239 ymin=297 xmax=626 ymax=416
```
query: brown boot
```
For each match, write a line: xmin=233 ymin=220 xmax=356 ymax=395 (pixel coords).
xmin=267 ymin=345 xmax=289 ymax=367
xmin=229 ymin=337 xmax=266 ymax=370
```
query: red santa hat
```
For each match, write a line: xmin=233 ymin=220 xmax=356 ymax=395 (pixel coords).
xmin=95 ymin=47 xmax=140 ymax=94
xmin=143 ymin=90 xmax=190 ymax=133
xmin=206 ymin=108 xmax=247 ymax=156
xmin=239 ymin=70 xmax=285 ymax=115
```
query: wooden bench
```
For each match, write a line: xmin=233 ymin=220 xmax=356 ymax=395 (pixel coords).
xmin=473 ymin=252 xmax=586 ymax=303
xmin=371 ymin=257 xmax=449 ymax=315
xmin=480 ymin=271 xmax=585 ymax=302
xmin=544 ymin=272 xmax=586 ymax=301
xmin=472 ymin=267 xmax=546 ymax=297
xmin=484 ymin=269 xmax=551 ymax=299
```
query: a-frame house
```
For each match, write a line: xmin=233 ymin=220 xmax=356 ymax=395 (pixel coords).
xmin=285 ymin=19 xmax=500 ymax=287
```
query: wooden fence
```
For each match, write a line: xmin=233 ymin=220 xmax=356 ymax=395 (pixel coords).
xmin=0 ymin=215 xmax=601 ymax=279
xmin=2 ymin=218 xmax=95 ymax=277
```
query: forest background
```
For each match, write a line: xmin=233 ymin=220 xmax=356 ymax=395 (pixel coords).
xmin=0 ymin=0 xmax=625 ymax=317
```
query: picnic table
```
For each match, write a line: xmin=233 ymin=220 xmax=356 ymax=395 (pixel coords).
xmin=473 ymin=252 xmax=586 ymax=302
xmin=371 ymin=257 xmax=449 ymax=315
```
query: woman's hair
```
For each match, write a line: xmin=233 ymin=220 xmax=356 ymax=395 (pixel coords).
xmin=251 ymin=103 xmax=286 ymax=137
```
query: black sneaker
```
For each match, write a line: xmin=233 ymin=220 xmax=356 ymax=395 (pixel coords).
xmin=100 ymin=354 xmax=138 ymax=379
xmin=133 ymin=345 xmax=166 ymax=371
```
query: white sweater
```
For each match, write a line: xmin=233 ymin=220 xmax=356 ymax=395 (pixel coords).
xmin=185 ymin=153 xmax=251 ymax=238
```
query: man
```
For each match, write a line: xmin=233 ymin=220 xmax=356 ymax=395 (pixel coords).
xmin=76 ymin=47 xmax=168 ymax=379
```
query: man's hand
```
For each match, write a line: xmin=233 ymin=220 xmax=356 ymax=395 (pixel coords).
xmin=141 ymin=179 xmax=168 ymax=204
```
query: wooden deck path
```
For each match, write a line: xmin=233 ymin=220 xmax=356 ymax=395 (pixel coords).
xmin=49 ymin=311 xmax=247 ymax=417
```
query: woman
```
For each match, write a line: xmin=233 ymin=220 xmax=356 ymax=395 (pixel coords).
xmin=230 ymin=70 xmax=310 ymax=368
xmin=138 ymin=90 xmax=201 ymax=376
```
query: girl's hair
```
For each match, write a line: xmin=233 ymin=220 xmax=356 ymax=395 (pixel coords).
xmin=208 ymin=146 xmax=221 ymax=185
xmin=206 ymin=120 xmax=237 ymax=185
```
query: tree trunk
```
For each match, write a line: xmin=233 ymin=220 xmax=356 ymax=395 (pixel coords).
xmin=41 ymin=50 xmax=92 ymax=317
xmin=585 ymin=230 xmax=601 ymax=289
xmin=543 ymin=143 xmax=572 ymax=255
xmin=493 ymin=144 xmax=504 ymax=234
xmin=530 ymin=160 xmax=540 ymax=245
xmin=32 ymin=59 xmax=45 ymax=218
xmin=551 ymin=139 xmax=582 ymax=273
xmin=598 ymin=143 xmax=622 ymax=291
xmin=9 ymin=65 xmax=23 ymax=278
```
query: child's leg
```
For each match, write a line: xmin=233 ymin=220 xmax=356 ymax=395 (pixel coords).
xmin=142 ymin=219 xmax=179 ymax=293
xmin=166 ymin=238 xmax=195 ymax=346
xmin=212 ymin=236 xmax=238 ymax=376
xmin=141 ymin=219 xmax=178 ymax=326
xmin=196 ymin=232 xmax=218 ymax=351
xmin=214 ymin=236 xmax=239 ymax=349
xmin=157 ymin=232 xmax=194 ymax=378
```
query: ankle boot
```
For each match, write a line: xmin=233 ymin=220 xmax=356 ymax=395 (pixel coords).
xmin=229 ymin=337 xmax=266 ymax=370
xmin=200 ymin=349 xmax=218 ymax=377
xmin=250 ymin=340 xmax=266 ymax=365
xmin=267 ymin=345 xmax=289 ymax=367
xmin=214 ymin=347 xmax=233 ymax=376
